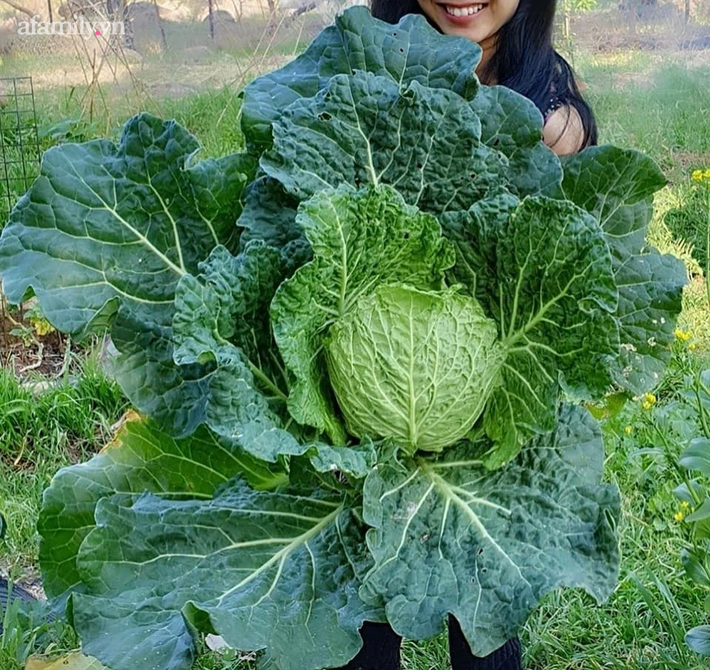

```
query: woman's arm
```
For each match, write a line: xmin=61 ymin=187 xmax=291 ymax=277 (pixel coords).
xmin=543 ymin=105 xmax=586 ymax=156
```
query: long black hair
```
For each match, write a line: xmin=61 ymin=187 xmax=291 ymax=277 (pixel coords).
xmin=370 ymin=0 xmax=597 ymax=148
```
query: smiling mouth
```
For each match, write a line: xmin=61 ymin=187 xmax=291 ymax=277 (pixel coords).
xmin=440 ymin=3 xmax=488 ymax=17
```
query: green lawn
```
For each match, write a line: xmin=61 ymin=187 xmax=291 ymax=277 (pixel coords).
xmin=1 ymin=50 xmax=710 ymax=670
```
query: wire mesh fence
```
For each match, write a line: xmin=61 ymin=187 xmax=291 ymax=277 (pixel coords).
xmin=0 ymin=77 xmax=41 ymax=223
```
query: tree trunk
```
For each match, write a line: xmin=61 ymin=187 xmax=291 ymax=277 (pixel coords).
xmin=685 ymin=0 xmax=691 ymax=24
xmin=152 ymin=0 xmax=167 ymax=49
xmin=207 ymin=0 xmax=215 ymax=39
xmin=0 ymin=0 xmax=36 ymax=18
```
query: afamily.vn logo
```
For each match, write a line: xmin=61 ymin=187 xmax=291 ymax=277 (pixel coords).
xmin=17 ymin=14 xmax=126 ymax=40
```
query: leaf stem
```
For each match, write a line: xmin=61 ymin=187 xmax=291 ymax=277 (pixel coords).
xmin=249 ymin=362 xmax=288 ymax=403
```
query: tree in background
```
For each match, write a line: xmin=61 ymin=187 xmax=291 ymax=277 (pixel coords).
xmin=561 ymin=0 xmax=598 ymax=59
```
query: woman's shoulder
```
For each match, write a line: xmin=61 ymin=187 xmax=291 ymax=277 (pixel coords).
xmin=543 ymin=104 xmax=586 ymax=156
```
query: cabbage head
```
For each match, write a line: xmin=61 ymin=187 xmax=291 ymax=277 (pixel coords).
xmin=327 ymin=284 xmax=504 ymax=453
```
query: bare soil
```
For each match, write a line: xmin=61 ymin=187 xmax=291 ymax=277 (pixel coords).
xmin=0 ymin=300 xmax=70 ymax=378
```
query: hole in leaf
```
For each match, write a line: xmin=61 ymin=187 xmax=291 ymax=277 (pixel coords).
xmin=318 ymin=112 xmax=332 ymax=122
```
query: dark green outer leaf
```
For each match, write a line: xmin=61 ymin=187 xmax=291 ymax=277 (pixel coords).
xmin=261 ymin=72 xmax=505 ymax=215
xmin=0 ymin=114 xmax=255 ymax=435
xmin=241 ymin=6 xmax=481 ymax=150
xmin=361 ymin=405 xmax=620 ymax=655
xmin=0 ymin=114 xmax=251 ymax=334
xmin=471 ymin=85 xmax=562 ymax=197
xmin=72 ymin=484 xmax=381 ymax=670
xmin=611 ymin=251 xmax=687 ymax=392
xmin=307 ymin=441 xmax=378 ymax=480
xmin=237 ymin=176 xmax=311 ymax=275
xmin=39 ymin=416 xmax=282 ymax=599
xmin=560 ymin=146 xmax=666 ymax=259
xmin=560 ymin=146 xmax=686 ymax=394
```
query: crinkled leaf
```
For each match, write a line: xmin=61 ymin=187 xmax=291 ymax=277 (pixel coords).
xmin=327 ymin=285 xmax=504 ymax=454
xmin=261 ymin=72 xmax=505 ymax=215
xmin=560 ymin=146 xmax=686 ymax=393
xmin=444 ymin=196 xmax=618 ymax=465
xmin=610 ymin=251 xmax=687 ymax=392
xmin=172 ymin=243 xmax=307 ymax=462
xmin=39 ymin=415 xmax=283 ymax=599
xmin=560 ymin=146 xmax=666 ymax=258
xmin=471 ymin=85 xmax=562 ymax=197
xmin=308 ymin=441 xmax=377 ymax=480
xmin=0 ymin=114 xmax=255 ymax=435
xmin=237 ymin=176 xmax=311 ymax=275
xmin=72 ymin=482 xmax=381 ymax=670
xmin=361 ymin=405 xmax=620 ymax=656
xmin=271 ymin=185 xmax=454 ymax=441
xmin=107 ymin=323 xmax=213 ymax=438
xmin=241 ymin=6 xmax=481 ymax=150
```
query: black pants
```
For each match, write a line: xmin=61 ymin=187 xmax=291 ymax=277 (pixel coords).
xmin=339 ymin=617 xmax=522 ymax=670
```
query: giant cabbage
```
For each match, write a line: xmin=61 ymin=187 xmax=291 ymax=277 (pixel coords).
xmin=0 ymin=7 xmax=687 ymax=670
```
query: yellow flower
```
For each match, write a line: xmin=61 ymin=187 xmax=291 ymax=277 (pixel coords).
xmin=640 ymin=392 xmax=656 ymax=410
xmin=689 ymin=342 xmax=698 ymax=352
xmin=705 ymin=168 xmax=710 ymax=180
xmin=681 ymin=501 xmax=691 ymax=510
xmin=624 ymin=425 xmax=633 ymax=435
xmin=693 ymin=169 xmax=704 ymax=183
xmin=675 ymin=328 xmax=692 ymax=342
xmin=674 ymin=511 xmax=685 ymax=522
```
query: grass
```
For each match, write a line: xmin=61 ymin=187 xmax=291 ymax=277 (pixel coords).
xmin=1 ymin=40 xmax=710 ymax=670
xmin=580 ymin=56 xmax=710 ymax=179
xmin=0 ymin=350 xmax=127 ymax=579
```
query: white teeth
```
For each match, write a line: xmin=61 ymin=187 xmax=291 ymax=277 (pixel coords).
xmin=445 ymin=3 xmax=484 ymax=17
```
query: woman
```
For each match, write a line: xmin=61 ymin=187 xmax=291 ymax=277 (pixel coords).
xmin=371 ymin=0 xmax=597 ymax=156
xmin=336 ymin=2 xmax=598 ymax=669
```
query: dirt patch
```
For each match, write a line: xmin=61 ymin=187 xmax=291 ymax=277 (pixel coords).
xmin=0 ymin=299 xmax=70 ymax=378
xmin=670 ymin=151 xmax=710 ymax=171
